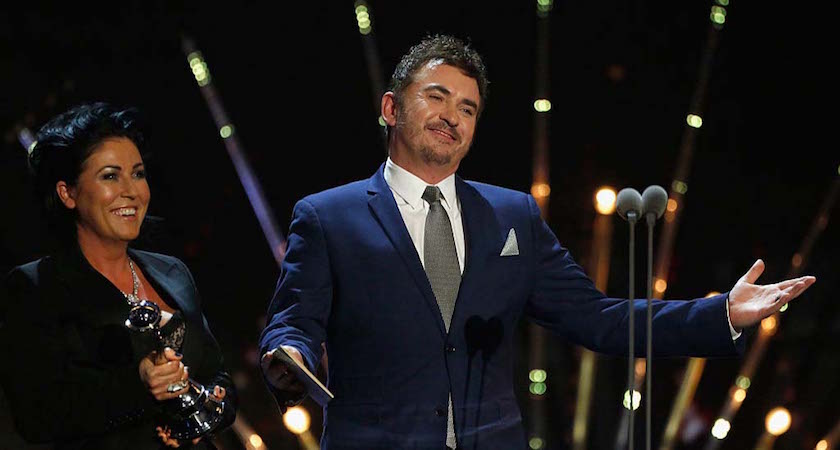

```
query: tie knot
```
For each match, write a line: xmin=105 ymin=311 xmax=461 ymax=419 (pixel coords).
xmin=422 ymin=186 xmax=443 ymax=205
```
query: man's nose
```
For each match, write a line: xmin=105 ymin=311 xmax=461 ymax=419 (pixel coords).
xmin=439 ymin=103 xmax=459 ymax=128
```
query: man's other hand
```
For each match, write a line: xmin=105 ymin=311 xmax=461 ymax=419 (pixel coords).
xmin=728 ymin=259 xmax=816 ymax=330
xmin=261 ymin=345 xmax=307 ymax=408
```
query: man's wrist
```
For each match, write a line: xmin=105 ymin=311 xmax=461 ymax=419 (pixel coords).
xmin=725 ymin=293 xmax=742 ymax=340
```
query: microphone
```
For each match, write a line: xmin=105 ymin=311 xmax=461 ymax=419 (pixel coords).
xmin=640 ymin=185 xmax=667 ymax=450
xmin=641 ymin=185 xmax=668 ymax=226
xmin=616 ymin=188 xmax=643 ymax=223
xmin=616 ymin=187 xmax=642 ymax=450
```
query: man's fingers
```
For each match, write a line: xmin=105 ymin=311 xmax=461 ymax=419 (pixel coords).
xmin=776 ymin=276 xmax=815 ymax=290
xmin=740 ymin=259 xmax=765 ymax=284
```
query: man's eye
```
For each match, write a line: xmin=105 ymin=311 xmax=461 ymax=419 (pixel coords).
xmin=461 ymin=108 xmax=475 ymax=116
xmin=429 ymin=94 xmax=443 ymax=101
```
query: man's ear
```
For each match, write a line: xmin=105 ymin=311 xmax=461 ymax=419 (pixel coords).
xmin=381 ymin=91 xmax=398 ymax=127
xmin=56 ymin=181 xmax=77 ymax=209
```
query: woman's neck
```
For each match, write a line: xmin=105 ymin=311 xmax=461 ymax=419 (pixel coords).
xmin=76 ymin=228 xmax=131 ymax=282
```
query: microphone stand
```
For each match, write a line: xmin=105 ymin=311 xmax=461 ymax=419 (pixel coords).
xmin=626 ymin=210 xmax=638 ymax=450
xmin=645 ymin=213 xmax=655 ymax=450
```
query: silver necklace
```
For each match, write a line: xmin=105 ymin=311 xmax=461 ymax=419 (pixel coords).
xmin=124 ymin=259 xmax=143 ymax=305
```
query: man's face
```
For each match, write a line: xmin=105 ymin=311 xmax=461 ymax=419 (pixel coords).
xmin=392 ymin=60 xmax=480 ymax=169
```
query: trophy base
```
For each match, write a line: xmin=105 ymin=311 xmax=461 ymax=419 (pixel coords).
xmin=164 ymin=382 xmax=226 ymax=440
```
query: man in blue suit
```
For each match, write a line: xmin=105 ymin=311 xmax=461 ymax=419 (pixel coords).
xmin=259 ymin=35 xmax=815 ymax=449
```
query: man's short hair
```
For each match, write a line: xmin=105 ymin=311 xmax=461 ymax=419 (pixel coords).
xmin=386 ymin=34 xmax=489 ymax=137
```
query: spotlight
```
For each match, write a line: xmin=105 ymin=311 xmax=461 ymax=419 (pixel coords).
xmin=283 ymin=406 xmax=311 ymax=435
xmin=711 ymin=418 xmax=731 ymax=439
xmin=686 ymin=114 xmax=703 ymax=128
xmin=623 ymin=390 xmax=641 ymax=411
xmin=533 ymin=99 xmax=551 ymax=112
xmin=595 ymin=187 xmax=617 ymax=215
xmin=765 ymin=407 xmax=791 ymax=436
xmin=531 ymin=183 xmax=551 ymax=199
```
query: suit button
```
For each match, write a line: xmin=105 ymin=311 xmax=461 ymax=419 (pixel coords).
xmin=435 ymin=407 xmax=446 ymax=417
xmin=445 ymin=345 xmax=456 ymax=353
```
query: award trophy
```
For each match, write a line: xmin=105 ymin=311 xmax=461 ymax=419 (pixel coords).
xmin=125 ymin=300 xmax=225 ymax=440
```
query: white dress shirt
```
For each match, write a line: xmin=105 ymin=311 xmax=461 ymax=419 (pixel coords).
xmin=384 ymin=158 xmax=465 ymax=274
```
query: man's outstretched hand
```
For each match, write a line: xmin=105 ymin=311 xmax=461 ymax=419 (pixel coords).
xmin=728 ymin=259 xmax=816 ymax=330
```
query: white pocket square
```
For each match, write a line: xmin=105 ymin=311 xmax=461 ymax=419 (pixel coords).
xmin=500 ymin=228 xmax=519 ymax=256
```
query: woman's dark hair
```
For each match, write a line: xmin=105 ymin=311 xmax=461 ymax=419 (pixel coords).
xmin=28 ymin=102 xmax=145 ymax=242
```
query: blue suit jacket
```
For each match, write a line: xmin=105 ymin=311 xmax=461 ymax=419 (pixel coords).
xmin=260 ymin=165 xmax=741 ymax=449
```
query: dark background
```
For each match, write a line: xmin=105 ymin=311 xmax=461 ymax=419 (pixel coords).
xmin=1 ymin=1 xmax=836 ymax=449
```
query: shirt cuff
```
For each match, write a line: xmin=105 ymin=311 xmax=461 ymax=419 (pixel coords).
xmin=725 ymin=294 xmax=742 ymax=341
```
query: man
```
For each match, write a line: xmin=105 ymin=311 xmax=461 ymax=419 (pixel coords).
xmin=259 ymin=35 xmax=815 ymax=449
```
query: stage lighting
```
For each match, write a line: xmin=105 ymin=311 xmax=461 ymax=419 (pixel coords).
xmin=531 ymin=183 xmax=551 ymax=199
xmin=710 ymin=6 xmax=726 ymax=25
xmin=595 ymin=187 xmax=617 ymax=215
xmin=283 ymin=406 xmax=311 ymax=435
xmin=686 ymin=114 xmax=703 ymax=128
xmin=187 ymin=52 xmax=211 ymax=87
xmin=220 ymin=125 xmax=234 ymax=139
xmin=529 ymin=382 xmax=547 ymax=395
xmin=716 ymin=0 xmax=729 ymax=5
xmin=761 ymin=316 xmax=777 ymax=334
xmin=733 ymin=388 xmax=747 ymax=403
xmin=666 ymin=198 xmax=678 ymax=212
xmin=623 ymin=390 xmax=641 ymax=411
xmin=671 ymin=180 xmax=688 ymax=194
xmin=635 ymin=359 xmax=646 ymax=378
xmin=529 ymin=369 xmax=547 ymax=383
xmin=780 ymin=303 xmax=789 ymax=312
xmin=355 ymin=2 xmax=372 ymax=34
xmin=736 ymin=376 xmax=751 ymax=390
xmin=248 ymin=433 xmax=264 ymax=448
xmin=791 ymin=253 xmax=803 ymax=268
xmin=529 ymin=437 xmax=545 ymax=449
xmin=654 ymin=278 xmax=667 ymax=294
xmin=711 ymin=418 xmax=731 ymax=439
xmin=705 ymin=291 xmax=721 ymax=298
xmin=816 ymin=440 xmax=828 ymax=450
xmin=378 ymin=115 xmax=386 ymax=127
xmin=765 ymin=407 xmax=791 ymax=436
xmin=533 ymin=99 xmax=551 ymax=112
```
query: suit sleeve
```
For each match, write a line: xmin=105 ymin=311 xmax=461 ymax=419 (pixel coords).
xmin=0 ymin=267 xmax=157 ymax=443
xmin=259 ymin=199 xmax=332 ymax=375
xmin=174 ymin=258 xmax=238 ymax=431
xmin=523 ymin=195 xmax=742 ymax=357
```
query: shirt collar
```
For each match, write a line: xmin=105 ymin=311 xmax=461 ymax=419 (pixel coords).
xmin=384 ymin=157 xmax=457 ymax=210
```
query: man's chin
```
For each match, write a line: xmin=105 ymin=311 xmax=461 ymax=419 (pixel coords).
xmin=420 ymin=147 xmax=459 ymax=167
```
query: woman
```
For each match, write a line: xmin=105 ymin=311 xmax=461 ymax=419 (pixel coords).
xmin=0 ymin=103 xmax=237 ymax=448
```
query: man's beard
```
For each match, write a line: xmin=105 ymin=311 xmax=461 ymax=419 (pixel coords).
xmin=398 ymin=118 xmax=468 ymax=167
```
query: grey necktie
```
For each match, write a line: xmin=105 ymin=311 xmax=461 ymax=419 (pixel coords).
xmin=422 ymin=185 xmax=460 ymax=449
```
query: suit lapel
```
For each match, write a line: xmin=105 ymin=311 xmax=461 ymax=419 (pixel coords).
xmin=366 ymin=164 xmax=446 ymax=336
xmin=128 ymin=249 xmax=188 ymax=315
xmin=453 ymin=177 xmax=501 ymax=325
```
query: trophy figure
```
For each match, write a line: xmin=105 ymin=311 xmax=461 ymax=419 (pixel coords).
xmin=125 ymin=300 xmax=225 ymax=440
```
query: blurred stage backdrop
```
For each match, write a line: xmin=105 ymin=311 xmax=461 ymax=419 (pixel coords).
xmin=1 ymin=1 xmax=837 ymax=449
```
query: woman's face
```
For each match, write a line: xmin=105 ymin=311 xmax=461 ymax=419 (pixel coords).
xmin=59 ymin=137 xmax=150 ymax=245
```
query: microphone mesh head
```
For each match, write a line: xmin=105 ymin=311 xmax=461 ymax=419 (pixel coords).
xmin=616 ymin=188 xmax=643 ymax=220
xmin=642 ymin=185 xmax=668 ymax=218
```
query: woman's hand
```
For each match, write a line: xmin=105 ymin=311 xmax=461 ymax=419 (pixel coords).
xmin=139 ymin=347 xmax=189 ymax=401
